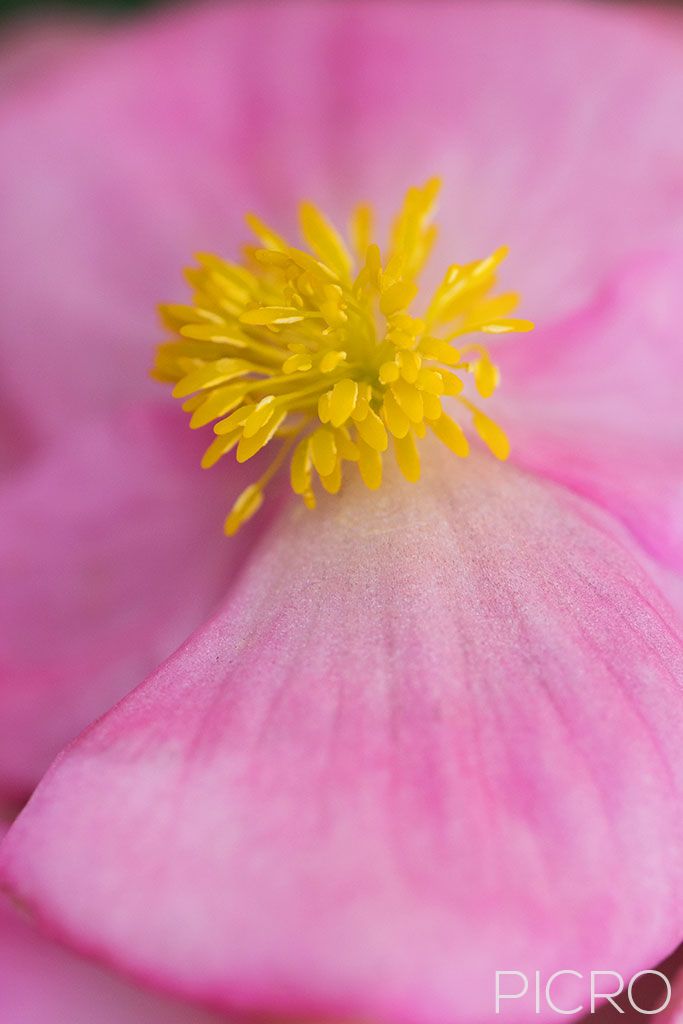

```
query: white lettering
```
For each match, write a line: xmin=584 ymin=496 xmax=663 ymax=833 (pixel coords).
xmin=591 ymin=971 xmax=625 ymax=1014
xmin=546 ymin=970 xmax=584 ymax=1015
xmin=496 ymin=971 xmax=529 ymax=1014
xmin=628 ymin=971 xmax=671 ymax=1015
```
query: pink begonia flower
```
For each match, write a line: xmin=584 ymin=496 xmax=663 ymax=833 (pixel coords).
xmin=0 ymin=821 xmax=228 ymax=1024
xmin=1 ymin=2 xmax=683 ymax=1024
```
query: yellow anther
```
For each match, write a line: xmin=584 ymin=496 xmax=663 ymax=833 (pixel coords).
xmin=214 ymin=404 xmax=254 ymax=436
xmin=329 ymin=378 xmax=359 ymax=427
xmin=351 ymin=203 xmax=373 ymax=262
xmin=290 ymin=437 xmax=312 ymax=495
xmin=154 ymin=180 xmax=533 ymax=532
xmin=471 ymin=408 xmax=510 ymax=461
xmin=283 ymin=352 xmax=313 ymax=374
xmin=379 ymin=361 xmax=400 ymax=384
xmin=319 ymin=350 xmax=347 ymax=373
xmin=429 ymin=413 xmax=470 ymax=458
xmin=379 ymin=281 xmax=418 ymax=317
xmin=473 ymin=357 xmax=500 ymax=399
xmin=391 ymin=380 xmax=424 ymax=424
xmin=351 ymin=396 xmax=370 ymax=423
xmin=421 ymin=392 xmax=443 ymax=422
xmin=243 ymin=397 xmax=276 ymax=438
xmin=201 ymin=431 xmax=239 ymax=470
xmin=189 ymin=384 xmax=244 ymax=429
xmin=236 ymin=411 xmax=285 ymax=462
xmin=299 ymin=201 xmax=354 ymax=282
xmin=356 ymin=408 xmax=389 ymax=452
xmin=310 ymin=428 xmax=338 ymax=478
xmin=419 ymin=337 xmax=461 ymax=366
xmin=334 ymin=429 xmax=360 ymax=462
xmin=393 ymin=431 xmax=421 ymax=483
xmin=172 ymin=358 xmax=252 ymax=399
xmin=397 ymin=350 xmax=421 ymax=383
xmin=480 ymin=318 xmax=534 ymax=334
xmin=224 ymin=484 xmax=264 ymax=536
xmin=382 ymin=390 xmax=411 ymax=440
xmin=415 ymin=368 xmax=444 ymax=395
xmin=244 ymin=214 xmax=288 ymax=252
xmin=357 ymin=440 xmax=383 ymax=490
xmin=320 ymin=461 xmax=343 ymax=495
xmin=318 ymin=391 xmax=332 ymax=424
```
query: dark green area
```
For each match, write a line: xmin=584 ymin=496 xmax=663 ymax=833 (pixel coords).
xmin=0 ymin=0 xmax=152 ymax=21
xmin=0 ymin=0 xmax=680 ymax=26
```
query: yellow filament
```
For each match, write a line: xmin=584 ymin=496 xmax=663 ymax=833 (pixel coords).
xmin=153 ymin=179 xmax=533 ymax=534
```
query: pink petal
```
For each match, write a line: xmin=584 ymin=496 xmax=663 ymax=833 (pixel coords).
xmin=0 ymin=15 xmax=102 ymax=99
xmin=590 ymin=946 xmax=683 ymax=1022
xmin=2 ymin=0 xmax=683 ymax=443
xmin=0 ymin=402 xmax=275 ymax=798
xmin=3 ymin=449 xmax=682 ymax=1024
xmin=662 ymin=966 xmax=683 ymax=1024
xmin=0 ymin=819 xmax=226 ymax=1024
xmin=495 ymin=250 xmax=683 ymax=574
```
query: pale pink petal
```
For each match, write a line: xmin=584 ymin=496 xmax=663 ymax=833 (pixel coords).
xmin=0 ymin=402 xmax=277 ymax=798
xmin=0 ymin=819 xmax=227 ymax=1024
xmin=495 ymin=250 xmax=683 ymax=574
xmin=2 ymin=0 xmax=683 ymax=444
xmin=3 ymin=448 xmax=682 ymax=1024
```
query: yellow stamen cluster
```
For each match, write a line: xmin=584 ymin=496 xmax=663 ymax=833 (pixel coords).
xmin=154 ymin=179 xmax=533 ymax=535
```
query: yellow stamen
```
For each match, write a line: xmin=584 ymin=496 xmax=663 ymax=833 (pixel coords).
xmin=153 ymin=179 xmax=533 ymax=533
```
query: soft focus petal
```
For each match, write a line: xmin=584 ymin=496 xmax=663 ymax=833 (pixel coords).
xmin=3 ymin=448 xmax=682 ymax=1024
xmin=662 ymin=967 xmax=683 ymax=1024
xmin=0 ymin=820 xmax=225 ymax=1024
xmin=495 ymin=250 xmax=683 ymax=574
xmin=591 ymin=946 xmax=683 ymax=1022
xmin=2 ymin=0 xmax=683 ymax=444
xmin=0 ymin=15 xmax=102 ymax=98
xmin=0 ymin=402 xmax=276 ymax=797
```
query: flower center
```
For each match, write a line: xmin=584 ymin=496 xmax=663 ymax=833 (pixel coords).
xmin=154 ymin=179 xmax=533 ymax=535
